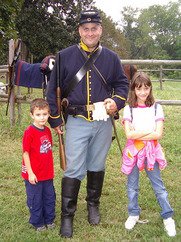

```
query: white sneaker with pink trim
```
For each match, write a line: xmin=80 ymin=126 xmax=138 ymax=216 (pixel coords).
xmin=163 ymin=218 xmax=176 ymax=237
xmin=125 ymin=216 xmax=139 ymax=230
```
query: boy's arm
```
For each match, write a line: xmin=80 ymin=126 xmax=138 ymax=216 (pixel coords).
xmin=23 ymin=151 xmax=38 ymax=184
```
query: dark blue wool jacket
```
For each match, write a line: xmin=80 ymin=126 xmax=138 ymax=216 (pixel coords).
xmin=46 ymin=44 xmax=129 ymax=127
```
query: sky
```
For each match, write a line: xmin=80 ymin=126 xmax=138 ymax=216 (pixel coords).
xmin=95 ymin=0 xmax=178 ymax=22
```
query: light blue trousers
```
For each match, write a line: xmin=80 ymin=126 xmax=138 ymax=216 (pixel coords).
xmin=64 ymin=115 xmax=112 ymax=180
xmin=127 ymin=162 xmax=174 ymax=219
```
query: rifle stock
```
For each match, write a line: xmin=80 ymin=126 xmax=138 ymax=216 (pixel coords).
xmin=57 ymin=86 xmax=66 ymax=171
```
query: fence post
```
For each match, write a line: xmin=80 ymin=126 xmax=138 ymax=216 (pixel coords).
xmin=17 ymin=85 xmax=22 ymax=124
xmin=159 ymin=65 xmax=163 ymax=90
xmin=8 ymin=39 xmax=16 ymax=126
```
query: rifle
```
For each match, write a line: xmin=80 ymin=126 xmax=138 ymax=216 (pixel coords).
xmin=6 ymin=39 xmax=21 ymax=115
xmin=111 ymin=116 xmax=123 ymax=155
xmin=56 ymin=54 xmax=66 ymax=171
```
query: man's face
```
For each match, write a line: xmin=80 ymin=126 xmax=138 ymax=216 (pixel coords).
xmin=79 ymin=23 xmax=102 ymax=51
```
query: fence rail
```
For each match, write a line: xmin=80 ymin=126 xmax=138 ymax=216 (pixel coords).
xmin=156 ymin=100 xmax=181 ymax=105
xmin=122 ymin=59 xmax=181 ymax=89
xmin=121 ymin=60 xmax=181 ymax=65
xmin=1 ymin=58 xmax=181 ymax=126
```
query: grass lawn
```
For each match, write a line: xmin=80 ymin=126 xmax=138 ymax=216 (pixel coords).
xmin=0 ymin=81 xmax=180 ymax=241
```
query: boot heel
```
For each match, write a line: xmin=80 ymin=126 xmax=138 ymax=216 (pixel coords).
xmin=86 ymin=171 xmax=105 ymax=225
xmin=88 ymin=205 xmax=100 ymax=225
xmin=60 ymin=216 xmax=73 ymax=238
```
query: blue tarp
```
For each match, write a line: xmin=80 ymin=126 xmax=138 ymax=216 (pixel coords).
xmin=14 ymin=60 xmax=44 ymax=88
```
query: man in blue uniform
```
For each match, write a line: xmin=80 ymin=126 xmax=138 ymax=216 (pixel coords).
xmin=46 ymin=9 xmax=129 ymax=238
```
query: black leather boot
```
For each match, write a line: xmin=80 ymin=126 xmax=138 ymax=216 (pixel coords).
xmin=60 ymin=177 xmax=81 ymax=238
xmin=86 ymin=171 xmax=105 ymax=225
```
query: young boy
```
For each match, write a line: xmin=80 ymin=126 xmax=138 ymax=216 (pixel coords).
xmin=22 ymin=98 xmax=56 ymax=231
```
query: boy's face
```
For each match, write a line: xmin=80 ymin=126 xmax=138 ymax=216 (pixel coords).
xmin=30 ymin=107 xmax=49 ymax=129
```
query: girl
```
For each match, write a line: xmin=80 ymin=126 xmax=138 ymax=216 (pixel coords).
xmin=121 ymin=72 xmax=176 ymax=237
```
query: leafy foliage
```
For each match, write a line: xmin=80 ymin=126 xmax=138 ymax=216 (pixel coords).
xmin=15 ymin=0 xmax=95 ymax=61
xmin=12 ymin=0 xmax=129 ymax=61
xmin=101 ymin=12 xmax=130 ymax=59
xmin=1 ymin=0 xmax=180 ymax=64
xmin=121 ymin=1 xmax=181 ymax=60
xmin=0 ymin=0 xmax=23 ymax=64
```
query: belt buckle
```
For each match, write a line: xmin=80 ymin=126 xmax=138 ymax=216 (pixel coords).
xmin=86 ymin=104 xmax=95 ymax=112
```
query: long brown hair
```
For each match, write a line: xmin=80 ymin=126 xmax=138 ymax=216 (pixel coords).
xmin=127 ymin=72 xmax=155 ymax=107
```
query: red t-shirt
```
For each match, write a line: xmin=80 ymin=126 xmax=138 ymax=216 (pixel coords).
xmin=22 ymin=125 xmax=54 ymax=181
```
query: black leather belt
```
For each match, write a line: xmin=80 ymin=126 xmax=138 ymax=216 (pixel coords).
xmin=66 ymin=104 xmax=95 ymax=116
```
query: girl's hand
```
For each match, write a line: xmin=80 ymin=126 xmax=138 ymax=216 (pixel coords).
xmin=124 ymin=120 xmax=151 ymax=139
xmin=28 ymin=173 xmax=38 ymax=185
xmin=129 ymin=123 xmax=135 ymax=131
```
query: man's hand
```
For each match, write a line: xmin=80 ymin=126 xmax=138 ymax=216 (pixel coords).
xmin=54 ymin=125 xmax=64 ymax=135
xmin=104 ymin=98 xmax=117 ymax=115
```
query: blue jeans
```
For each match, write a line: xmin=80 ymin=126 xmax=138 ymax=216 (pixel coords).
xmin=64 ymin=115 xmax=112 ymax=180
xmin=127 ymin=162 xmax=174 ymax=219
xmin=25 ymin=179 xmax=56 ymax=228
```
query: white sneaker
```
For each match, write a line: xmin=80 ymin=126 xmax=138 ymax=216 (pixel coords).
xmin=125 ymin=216 xmax=139 ymax=230
xmin=163 ymin=218 xmax=176 ymax=237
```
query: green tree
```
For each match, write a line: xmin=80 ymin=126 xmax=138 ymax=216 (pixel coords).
xmin=121 ymin=1 xmax=181 ymax=60
xmin=1 ymin=0 xmax=129 ymax=64
xmin=138 ymin=2 xmax=181 ymax=59
xmin=0 ymin=0 xmax=23 ymax=64
xmin=100 ymin=12 xmax=130 ymax=59
xmin=15 ymin=0 xmax=94 ymax=61
xmin=120 ymin=6 xmax=140 ymax=58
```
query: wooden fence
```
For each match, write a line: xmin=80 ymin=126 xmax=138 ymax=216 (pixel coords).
xmin=122 ymin=59 xmax=181 ymax=90
xmin=0 ymin=43 xmax=181 ymax=126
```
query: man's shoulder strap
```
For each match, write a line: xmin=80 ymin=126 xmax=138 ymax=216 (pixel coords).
xmin=78 ymin=45 xmax=110 ymax=93
xmin=63 ymin=45 xmax=102 ymax=97
xmin=77 ymin=44 xmax=102 ymax=62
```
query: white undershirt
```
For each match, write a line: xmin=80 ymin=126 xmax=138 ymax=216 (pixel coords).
xmin=123 ymin=104 xmax=164 ymax=132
